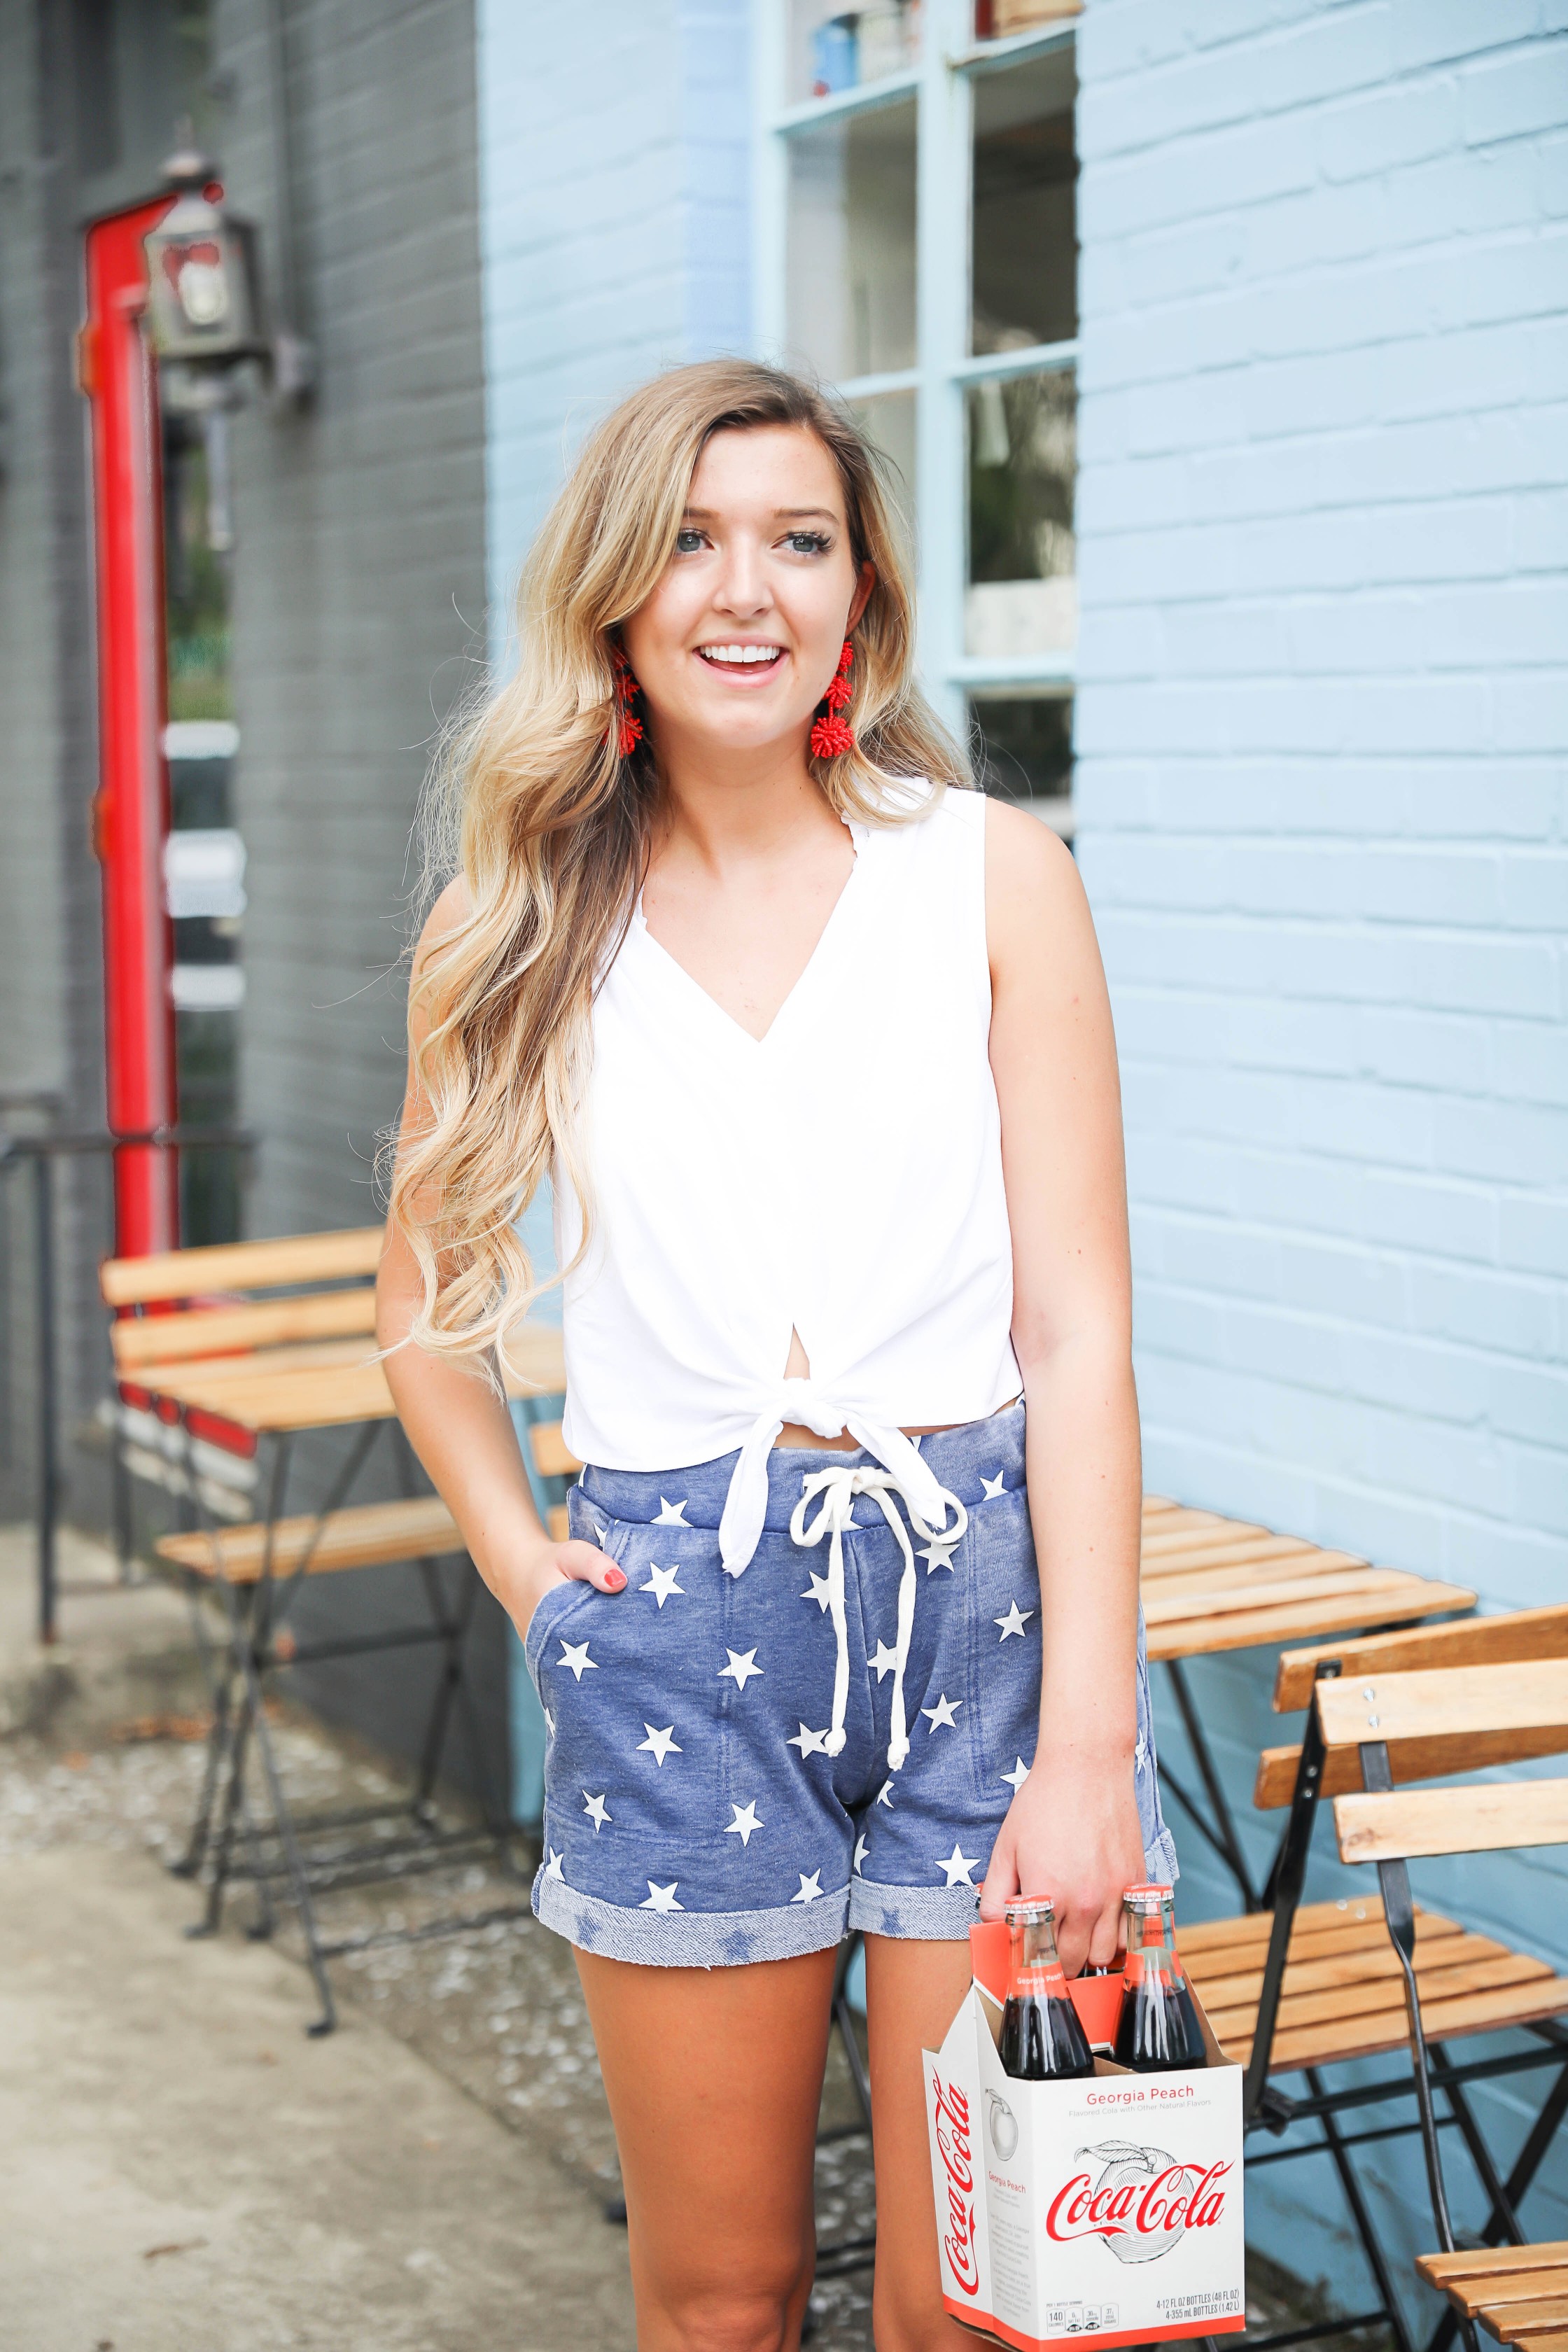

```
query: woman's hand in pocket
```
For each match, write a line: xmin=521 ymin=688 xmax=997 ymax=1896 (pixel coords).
xmin=507 ymin=1532 xmax=626 ymax=1642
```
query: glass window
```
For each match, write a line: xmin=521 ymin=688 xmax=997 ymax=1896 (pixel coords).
xmin=969 ymin=693 xmax=1073 ymax=803
xmin=848 ymin=387 xmax=917 ymax=549
xmin=789 ymin=2 xmax=922 ymax=106
xmin=787 ymin=98 xmax=917 ymax=382
xmin=966 ymin=367 xmax=1076 ymax=658
xmin=972 ymin=46 xmax=1077 ymax=355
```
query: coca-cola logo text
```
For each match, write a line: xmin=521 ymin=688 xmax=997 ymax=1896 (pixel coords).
xmin=931 ymin=2071 xmax=980 ymax=2298
xmin=1047 ymin=2138 xmax=1231 ymax=2267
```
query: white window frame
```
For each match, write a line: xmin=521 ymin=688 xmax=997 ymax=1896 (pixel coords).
xmin=751 ymin=0 xmax=1079 ymax=745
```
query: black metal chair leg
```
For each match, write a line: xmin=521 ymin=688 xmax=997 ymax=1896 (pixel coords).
xmin=1164 ymin=1656 xmax=1261 ymax=1909
xmin=192 ymin=1674 xmax=256 ymax=1939
xmin=241 ymin=1646 xmax=337 ymax=2036
xmin=1429 ymin=2040 xmax=1525 ymax=2246
xmin=172 ymin=1642 xmax=235 ymax=1878
xmin=1303 ymin=2064 xmax=1417 ymax=2352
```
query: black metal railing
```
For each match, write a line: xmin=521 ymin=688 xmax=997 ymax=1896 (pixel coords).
xmin=0 ymin=1123 xmax=256 ymax=1642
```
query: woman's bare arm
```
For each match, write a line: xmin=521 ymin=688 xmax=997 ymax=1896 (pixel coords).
xmin=976 ymin=800 xmax=1146 ymax=1976
xmin=376 ymin=878 xmax=624 ymax=1634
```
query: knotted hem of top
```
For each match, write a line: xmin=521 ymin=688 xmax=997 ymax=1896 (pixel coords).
xmin=532 ymin=1872 xmax=852 ymax=1968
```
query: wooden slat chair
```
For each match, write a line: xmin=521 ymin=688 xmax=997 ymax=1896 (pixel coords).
xmin=100 ymin=1228 xmax=523 ymax=2033
xmin=1172 ymin=1607 xmax=1568 ymax=2352
xmin=1418 ymin=2245 xmax=1568 ymax=2352
xmin=1317 ymin=1659 xmax=1568 ymax=2352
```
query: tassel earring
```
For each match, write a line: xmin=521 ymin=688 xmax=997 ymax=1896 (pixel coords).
xmin=809 ymin=638 xmax=856 ymax=761
xmin=610 ymin=643 xmax=644 ymax=757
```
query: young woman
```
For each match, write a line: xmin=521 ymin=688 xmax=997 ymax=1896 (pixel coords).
xmin=379 ymin=360 xmax=1173 ymax=2352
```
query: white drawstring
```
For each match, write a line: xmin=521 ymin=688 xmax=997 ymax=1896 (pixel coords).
xmin=788 ymin=1462 xmax=967 ymax=1773
xmin=717 ymin=1379 xmax=953 ymax=1577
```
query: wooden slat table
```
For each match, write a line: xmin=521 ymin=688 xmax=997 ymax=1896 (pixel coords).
xmin=135 ymin=1323 xmax=566 ymax=1434
xmin=1138 ymin=1494 xmax=1476 ymax=1905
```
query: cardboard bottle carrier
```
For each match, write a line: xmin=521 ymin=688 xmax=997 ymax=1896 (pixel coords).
xmin=925 ymin=1922 xmax=1245 ymax=2352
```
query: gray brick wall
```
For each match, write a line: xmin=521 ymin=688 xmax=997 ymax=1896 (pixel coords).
xmin=205 ymin=0 xmax=505 ymax=1798
xmin=212 ymin=0 xmax=488 ymax=1238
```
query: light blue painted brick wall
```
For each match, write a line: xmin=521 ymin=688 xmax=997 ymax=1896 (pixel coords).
xmin=475 ymin=0 xmax=752 ymax=1821
xmin=475 ymin=0 xmax=752 ymax=643
xmin=1075 ymin=0 xmax=1568 ymax=2318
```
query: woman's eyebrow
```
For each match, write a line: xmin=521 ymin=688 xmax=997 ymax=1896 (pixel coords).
xmin=680 ymin=505 xmax=840 ymax=523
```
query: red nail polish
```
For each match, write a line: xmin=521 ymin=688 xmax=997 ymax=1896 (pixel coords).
xmin=604 ymin=1567 xmax=626 ymax=1590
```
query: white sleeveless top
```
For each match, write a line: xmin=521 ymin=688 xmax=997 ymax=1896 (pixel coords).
xmin=555 ymin=785 xmax=1021 ymax=1574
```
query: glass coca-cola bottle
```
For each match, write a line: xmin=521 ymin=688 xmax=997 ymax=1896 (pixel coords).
xmin=1000 ymin=1898 xmax=1094 ymax=2081
xmin=1114 ymin=1884 xmax=1206 ymax=2072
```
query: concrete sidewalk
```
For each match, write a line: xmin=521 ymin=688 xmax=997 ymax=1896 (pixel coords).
xmin=0 ymin=1524 xmax=636 ymax=2351
xmin=0 ymin=1840 xmax=636 ymax=2351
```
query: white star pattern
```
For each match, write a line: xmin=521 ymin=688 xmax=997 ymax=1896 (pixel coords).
xmin=640 ymin=1881 xmax=683 ymax=1911
xmin=918 ymin=1536 xmax=960 ymax=1574
xmin=582 ymin=1791 xmax=611 ymax=1832
xmin=788 ymin=1723 xmax=830 ymax=1758
xmin=981 ymin=1471 xmax=1007 ymax=1500
xmin=853 ymin=1833 xmax=869 ymax=1875
xmin=875 ymin=1777 xmax=895 ymax=1808
xmin=869 ymin=1639 xmax=900 ymax=1680
xmin=544 ymin=1847 xmax=565 ymax=1881
xmin=995 ymin=1600 xmax=1035 ymax=1641
xmin=1000 ymin=1756 xmax=1030 ymax=1793
xmin=637 ymin=1723 xmax=682 ymax=1766
xmin=940 ymin=1842 xmax=979 ymax=1888
xmin=640 ymin=1562 xmax=684 ymax=1606
xmin=922 ymin=1693 xmax=962 ymax=1732
xmin=558 ymin=1639 xmax=598 ymax=1681
xmin=653 ymin=1496 xmax=690 ymax=1525
xmin=801 ymin=1569 xmax=834 ymax=1613
xmin=791 ymin=1871 xmax=825 ymax=1905
xmin=719 ymin=1647 xmax=764 ymax=1690
xmin=724 ymin=1801 xmax=764 ymax=1847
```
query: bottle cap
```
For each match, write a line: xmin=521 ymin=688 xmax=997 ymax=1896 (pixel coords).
xmin=1003 ymin=1894 xmax=1058 ymax=1923
xmin=1122 ymin=1883 xmax=1174 ymax=1912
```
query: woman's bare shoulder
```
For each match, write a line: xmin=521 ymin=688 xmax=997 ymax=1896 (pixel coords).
xmin=414 ymin=875 xmax=473 ymax=974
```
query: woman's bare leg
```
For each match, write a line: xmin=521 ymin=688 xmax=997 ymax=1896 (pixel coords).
xmin=575 ymin=1943 xmax=839 ymax=2352
xmin=864 ymin=1933 xmax=978 ymax=2352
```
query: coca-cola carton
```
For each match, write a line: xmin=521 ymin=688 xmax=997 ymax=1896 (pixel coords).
xmin=925 ymin=1922 xmax=1245 ymax=2351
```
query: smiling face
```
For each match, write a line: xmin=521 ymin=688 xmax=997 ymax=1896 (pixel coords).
xmin=620 ymin=423 xmax=873 ymax=771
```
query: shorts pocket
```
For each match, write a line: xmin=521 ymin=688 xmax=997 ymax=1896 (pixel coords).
xmin=522 ymin=1574 xmax=592 ymax=1681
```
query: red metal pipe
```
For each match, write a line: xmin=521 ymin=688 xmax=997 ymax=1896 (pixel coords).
xmin=80 ymin=199 xmax=181 ymax=1257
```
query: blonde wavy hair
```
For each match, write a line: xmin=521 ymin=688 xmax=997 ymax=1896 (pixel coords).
xmin=391 ymin=358 xmax=970 ymax=1375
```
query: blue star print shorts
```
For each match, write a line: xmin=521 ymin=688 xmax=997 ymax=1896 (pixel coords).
xmin=523 ymin=1404 xmax=1177 ymax=1966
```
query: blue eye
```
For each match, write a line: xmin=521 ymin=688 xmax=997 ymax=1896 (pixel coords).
xmin=787 ymin=531 xmax=831 ymax=556
xmin=675 ymin=528 xmax=704 ymax=554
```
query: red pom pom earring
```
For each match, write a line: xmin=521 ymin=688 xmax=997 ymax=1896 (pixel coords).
xmin=609 ymin=643 xmax=644 ymax=757
xmin=809 ymin=638 xmax=857 ymax=761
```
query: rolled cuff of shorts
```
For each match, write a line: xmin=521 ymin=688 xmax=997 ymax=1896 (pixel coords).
xmin=533 ymin=1871 xmax=850 ymax=1967
xmin=848 ymin=1878 xmax=982 ymax=1940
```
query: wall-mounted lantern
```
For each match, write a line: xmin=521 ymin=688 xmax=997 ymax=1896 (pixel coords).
xmin=141 ymin=146 xmax=267 ymax=382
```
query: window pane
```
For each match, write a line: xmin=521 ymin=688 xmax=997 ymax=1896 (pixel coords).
xmin=970 ymin=695 xmax=1073 ymax=802
xmin=788 ymin=3 xmax=922 ymax=105
xmin=848 ymin=387 xmax=916 ymax=552
xmin=966 ymin=368 xmax=1076 ymax=657
xmin=971 ymin=46 xmax=1078 ymax=355
xmin=787 ymin=99 xmax=916 ymax=382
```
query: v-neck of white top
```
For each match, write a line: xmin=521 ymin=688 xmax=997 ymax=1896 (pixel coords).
xmin=630 ymin=819 xmax=868 ymax=1051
